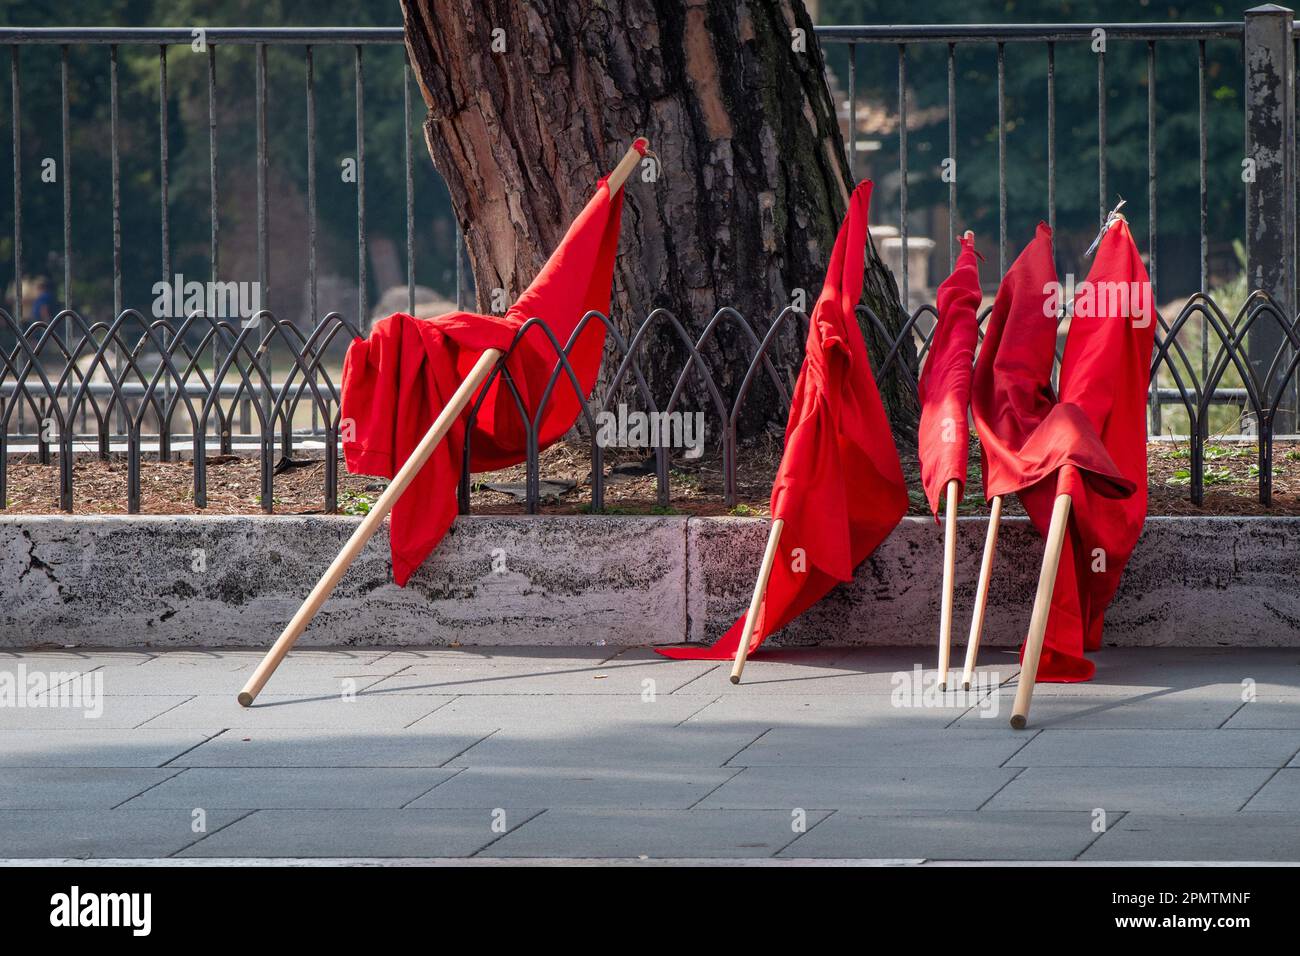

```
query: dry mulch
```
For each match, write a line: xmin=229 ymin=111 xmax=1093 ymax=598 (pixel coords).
xmin=4 ymin=435 xmax=1299 ymax=517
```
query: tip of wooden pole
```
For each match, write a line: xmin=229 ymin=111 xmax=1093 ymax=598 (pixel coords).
xmin=962 ymin=681 xmax=971 ymax=692
xmin=237 ymin=691 xmax=254 ymax=708
xmin=729 ymin=675 xmax=741 ymax=685
xmin=1010 ymin=714 xmax=1027 ymax=730
xmin=938 ymin=681 xmax=946 ymax=692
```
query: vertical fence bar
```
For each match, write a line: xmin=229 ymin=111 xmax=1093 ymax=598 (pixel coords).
xmin=1199 ymin=39 xmax=1209 ymax=383
xmin=306 ymin=45 xmax=318 ymax=437
xmin=947 ymin=42 xmax=956 ymax=269
xmin=10 ymin=46 xmax=21 ymax=323
xmin=847 ymin=42 xmax=857 ymax=181
xmin=1244 ymin=5 xmax=1297 ymax=445
xmin=1098 ymin=45 xmax=1108 ymax=226
xmin=60 ymin=46 xmax=71 ymax=323
xmin=405 ymin=62 xmax=415 ymax=315
xmin=306 ymin=46 xmax=317 ymax=325
xmin=255 ymin=42 xmax=273 ymax=507
xmin=207 ymin=44 xmax=221 ymax=444
xmin=356 ymin=45 xmax=368 ymax=331
xmin=898 ymin=43 xmax=908 ymax=308
xmin=1047 ymin=42 xmax=1057 ymax=243
xmin=1147 ymin=41 xmax=1161 ymax=435
xmin=110 ymin=44 xmax=123 ymax=440
xmin=997 ymin=42 xmax=1007 ymax=276
xmin=159 ymin=44 xmax=172 ymax=452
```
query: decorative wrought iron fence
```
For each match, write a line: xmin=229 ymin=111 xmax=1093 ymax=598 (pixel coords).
xmin=4 ymin=17 xmax=1300 ymax=514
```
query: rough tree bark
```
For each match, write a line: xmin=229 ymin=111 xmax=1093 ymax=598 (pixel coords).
xmin=401 ymin=0 xmax=919 ymax=442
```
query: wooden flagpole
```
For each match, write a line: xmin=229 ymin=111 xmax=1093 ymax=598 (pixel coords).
xmin=1010 ymin=492 xmax=1071 ymax=728
xmin=960 ymin=494 xmax=1001 ymax=691
xmin=936 ymin=478 xmax=960 ymax=691
xmin=237 ymin=140 xmax=648 ymax=707
xmin=730 ymin=518 xmax=784 ymax=685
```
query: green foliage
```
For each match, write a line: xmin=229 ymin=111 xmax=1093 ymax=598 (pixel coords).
xmin=819 ymin=1 xmax=1246 ymax=272
xmin=1 ymin=0 xmax=458 ymax=323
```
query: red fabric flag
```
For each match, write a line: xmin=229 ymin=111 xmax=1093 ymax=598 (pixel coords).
xmin=917 ymin=233 xmax=981 ymax=519
xmin=658 ymin=181 xmax=908 ymax=661
xmin=1020 ymin=218 xmax=1155 ymax=680
xmin=341 ymin=165 xmax=631 ymax=585
xmin=970 ymin=221 xmax=1146 ymax=682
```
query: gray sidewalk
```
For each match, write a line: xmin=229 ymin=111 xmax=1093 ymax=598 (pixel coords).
xmin=1 ymin=646 xmax=1298 ymax=863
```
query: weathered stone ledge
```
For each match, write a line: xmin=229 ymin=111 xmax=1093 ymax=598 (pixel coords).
xmin=1 ymin=514 xmax=1297 ymax=648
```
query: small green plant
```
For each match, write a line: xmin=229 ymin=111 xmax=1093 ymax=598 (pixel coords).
xmin=730 ymin=503 xmax=756 ymax=516
xmin=339 ymin=491 xmax=375 ymax=516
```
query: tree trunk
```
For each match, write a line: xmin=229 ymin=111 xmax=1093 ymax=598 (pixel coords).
xmin=401 ymin=0 xmax=919 ymax=443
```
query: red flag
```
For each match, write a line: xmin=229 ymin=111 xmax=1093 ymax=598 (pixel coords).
xmin=918 ymin=233 xmax=981 ymax=519
xmin=341 ymin=165 xmax=630 ymax=585
xmin=1022 ymin=218 xmax=1155 ymax=680
xmin=658 ymin=181 xmax=908 ymax=660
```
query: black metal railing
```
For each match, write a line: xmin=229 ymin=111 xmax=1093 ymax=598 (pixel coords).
xmin=4 ymin=17 xmax=1300 ymax=514
xmin=4 ymin=286 xmax=1297 ymax=513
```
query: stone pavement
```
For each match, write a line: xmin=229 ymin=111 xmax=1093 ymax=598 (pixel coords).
xmin=1 ymin=645 xmax=1298 ymax=863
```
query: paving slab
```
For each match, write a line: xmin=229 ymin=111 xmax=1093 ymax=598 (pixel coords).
xmin=696 ymin=766 xmax=1019 ymax=811
xmin=122 ymin=767 xmax=456 ymax=809
xmin=1241 ymin=769 xmax=1300 ymax=811
xmin=482 ymin=809 xmax=829 ymax=859
xmin=409 ymin=694 xmax=717 ymax=732
xmin=178 ymin=808 xmax=537 ymax=858
xmin=728 ymin=728 xmax=1030 ymax=768
xmin=0 ymin=694 xmax=192 ymax=730
xmin=366 ymin=659 xmax=716 ymax=695
xmin=955 ymin=688 xmax=1244 ymax=729
xmin=0 ymin=729 xmax=216 ymax=768
xmin=0 ymin=768 xmax=181 ymax=809
xmin=1082 ymin=812 xmax=1300 ymax=862
xmin=985 ymin=767 xmax=1276 ymax=812
xmin=1223 ymin=696 xmax=1300 ymax=729
xmin=140 ymin=693 xmax=455 ymax=730
xmin=1007 ymin=730 xmax=1300 ymax=768
xmin=172 ymin=728 xmax=493 ymax=768
xmin=782 ymin=811 xmax=1101 ymax=861
xmin=680 ymin=694 xmax=990 ymax=729
xmin=408 ymin=766 xmax=739 ymax=809
xmin=79 ymin=664 xmax=399 ymax=697
xmin=453 ymin=725 xmax=763 ymax=768
xmin=0 ymin=809 xmax=246 ymax=858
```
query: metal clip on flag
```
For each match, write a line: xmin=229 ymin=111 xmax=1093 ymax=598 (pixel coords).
xmin=237 ymin=139 xmax=649 ymax=707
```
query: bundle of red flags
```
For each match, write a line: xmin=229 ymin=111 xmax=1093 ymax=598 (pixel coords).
xmin=659 ymin=181 xmax=908 ymax=661
xmin=971 ymin=220 xmax=1153 ymax=680
xmin=341 ymin=160 xmax=633 ymax=585
xmin=917 ymin=233 xmax=981 ymax=518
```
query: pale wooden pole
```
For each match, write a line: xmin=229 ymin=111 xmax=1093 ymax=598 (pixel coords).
xmin=1010 ymin=493 xmax=1072 ymax=728
xmin=936 ymin=478 xmax=960 ymax=690
xmin=238 ymin=346 xmax=502 ymax=707
xmin=237 ymin=140 xmax=648 ymax=707
xmin=730 ymin=518 xmax=785 ymax=685
xmin=960 ymin=494 xmax=1002 ymax=691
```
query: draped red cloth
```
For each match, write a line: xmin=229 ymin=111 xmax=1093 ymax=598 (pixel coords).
xmin=971 ymin=221 xmax=1146 ymax=681
xmin=917 ymin=233 xmax=981 ymax=519
xmin=340 ymin=167 xmax=630 ymax=585
xmin=1020 ymin=218 xmax=1155 ymax=680
xmin=657 ymin=181 xmax=908 ymax=661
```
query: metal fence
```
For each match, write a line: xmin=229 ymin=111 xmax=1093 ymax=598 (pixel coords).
xmin=4 ymin=16 xmax=1300 ymax=515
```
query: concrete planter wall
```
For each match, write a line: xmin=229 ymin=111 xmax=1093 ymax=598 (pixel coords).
xmin=1 ymin=514 xmax=1298 ymax=648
